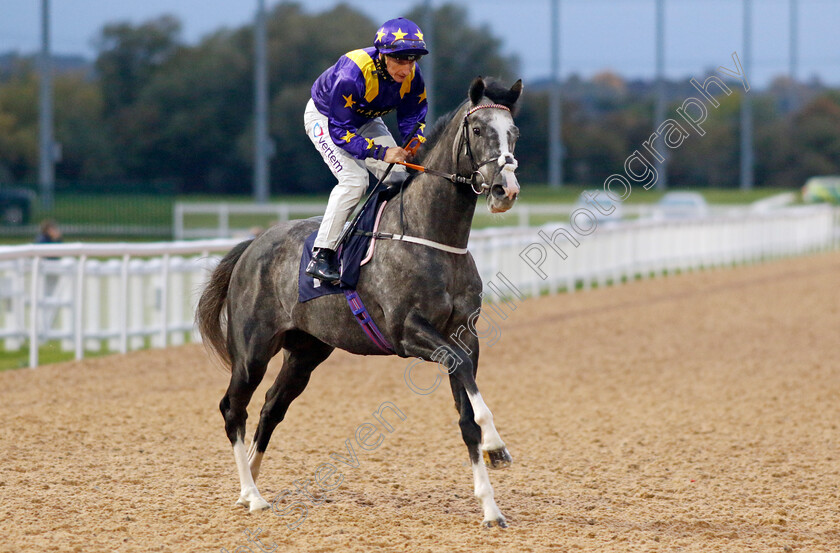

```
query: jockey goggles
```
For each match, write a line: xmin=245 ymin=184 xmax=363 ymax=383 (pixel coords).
xmin=386 ymin=51 xmax=424 ymax=62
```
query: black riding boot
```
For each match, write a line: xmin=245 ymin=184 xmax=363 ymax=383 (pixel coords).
xmin=305 ymin=247 xmax=340 ymax=282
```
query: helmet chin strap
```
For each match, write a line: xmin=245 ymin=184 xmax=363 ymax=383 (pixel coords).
xmin=373 ymin=54 xmax=395 ymax=82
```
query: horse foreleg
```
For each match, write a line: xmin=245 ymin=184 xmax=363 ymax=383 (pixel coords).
xmin=402 ymin=310 xmax=509 ymax=526
xmin=451 ymin=380 xmax=507 ymax=528
xmin=448 ymin=327 xmax=511 ymax=470
xmin=466 ymin=390 xmax=512 ymax=469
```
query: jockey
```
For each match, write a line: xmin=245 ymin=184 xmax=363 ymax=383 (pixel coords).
xmin=304 ymin=17 xmax=429 ymax=282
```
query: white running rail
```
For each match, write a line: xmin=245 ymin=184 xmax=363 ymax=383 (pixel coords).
xmin=173 ymin=200 xmax=749 ymax=240
xmin=0 ymin=239 xmax=239 ymax=368
xmin=2 ymin=206 xmax=838 ymax=368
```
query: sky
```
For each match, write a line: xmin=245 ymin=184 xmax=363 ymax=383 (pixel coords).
xmin=1 ymin=0 xmax=839 ymax=87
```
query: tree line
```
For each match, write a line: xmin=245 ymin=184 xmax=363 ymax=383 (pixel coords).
xmin=1 ymin=2 xmax=838 ymax=195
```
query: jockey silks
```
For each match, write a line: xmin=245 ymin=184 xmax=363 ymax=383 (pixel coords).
xmin=311 ymin=46 xmax=427 ymax=161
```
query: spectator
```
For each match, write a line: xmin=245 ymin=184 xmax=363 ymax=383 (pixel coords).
xmin=34 ymin=219 xmax=63 ymax=333
xmin=35 ymin=219 xmax=63 ymax=244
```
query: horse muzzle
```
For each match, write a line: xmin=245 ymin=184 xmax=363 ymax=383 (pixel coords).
xmin=485 ymin=155 xmax=519 ymax=212
xmin=495 ymin=154 xmax=520 ymax=199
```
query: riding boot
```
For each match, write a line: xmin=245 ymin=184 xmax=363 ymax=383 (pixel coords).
xmin=305 ymin=248 xmax=340 ymax=282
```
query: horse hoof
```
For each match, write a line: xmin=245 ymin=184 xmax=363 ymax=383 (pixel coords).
xmin=236 ymin=489 xmax=270 ymax=513
xmin=483 ymin=447 xmax=512 ymax=469
xmin=248 ymin=497 xmax=271 ymax=513
xmin=483 ymin=516 xmax=508 ymax=529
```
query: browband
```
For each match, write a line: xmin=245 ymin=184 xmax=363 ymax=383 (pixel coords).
xmin=466 ymin=103 xmax=511 ymax=116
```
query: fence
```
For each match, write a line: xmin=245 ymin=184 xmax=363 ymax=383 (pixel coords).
xmin=2 ymin=205 xmax=838 ymax=368
xmin=173 ymin=202 xmax=324 ymax=240
xmin=470 ymin=204 xmax=839 ymax=298
xmin=0 ymin=239 xmax=239 ymax=368
xmin=173 ymin=200 xmax=754 ymax=239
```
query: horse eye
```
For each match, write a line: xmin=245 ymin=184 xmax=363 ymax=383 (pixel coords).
xmin=473 ymin=127 xmax=481 ymax=136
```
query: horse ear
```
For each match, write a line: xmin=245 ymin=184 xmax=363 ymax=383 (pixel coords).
xmin=469 ymin=76 xmax=485 ymax=105
xmin=510 ymin=79 xmax=523 ymax=103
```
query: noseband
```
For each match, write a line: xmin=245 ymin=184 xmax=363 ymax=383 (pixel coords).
xmin=459 ymin=103 xmax=513 ymax=194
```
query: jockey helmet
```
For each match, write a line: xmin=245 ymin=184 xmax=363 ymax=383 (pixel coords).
xmin=374 ymin=17 xmax=428 ymax=59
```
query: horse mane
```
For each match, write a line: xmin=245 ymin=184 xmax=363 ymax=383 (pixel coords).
xmin=414 ymin=106 xmax=462 ymax=165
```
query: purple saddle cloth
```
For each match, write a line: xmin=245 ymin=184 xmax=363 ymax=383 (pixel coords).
xmin=298 ymin=185 xmax=398 ymax=303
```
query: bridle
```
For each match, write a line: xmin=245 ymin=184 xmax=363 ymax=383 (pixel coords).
xmin=458 ymin=102 xmax=513 ymax=194
xmin=354 ymin=102 xmax=519 ymax=255
xmin=398 ymin=102 xmax=515 ymax=195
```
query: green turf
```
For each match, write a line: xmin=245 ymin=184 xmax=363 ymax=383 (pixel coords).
xmin=37 ymin=194 xmax=175 ymax=226
xmin=517 ymin=184 xmax=796 ymax=204
xmin=0 ymin=342 xmax=109 ymax=371
xmin=0 ymin=186 xmax=801 ymax=244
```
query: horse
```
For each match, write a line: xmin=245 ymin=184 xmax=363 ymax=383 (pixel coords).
xmin=196 ymin=76 xmax=523 ymax=528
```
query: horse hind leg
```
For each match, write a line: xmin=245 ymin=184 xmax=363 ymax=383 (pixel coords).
xmin=248 ymin=333 xmax=334 ymax=482
xmin=220 ymin=333 xmax=283 ymax=513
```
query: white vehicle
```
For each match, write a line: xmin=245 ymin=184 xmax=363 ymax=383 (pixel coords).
xmin=573 ymin=189 xmax=624 ymax=222
xmin=653 ymin=191 xmax=709 ymax=220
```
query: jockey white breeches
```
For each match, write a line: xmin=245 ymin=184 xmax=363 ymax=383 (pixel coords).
xmin=304 ymin=99 xmax=406 ymax=251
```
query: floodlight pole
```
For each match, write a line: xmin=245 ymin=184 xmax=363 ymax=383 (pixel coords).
xmin=740 ymin=0 xmax=754 ymax=190
xmin=548 ymin=0 xmax=563 ymax=188
xmin=254 ymin=0 xmax=270 ymax=203
xmin=422 ymin=0 xmax=436 ymax=125
xmin=787 ymin=0 xmax=799 ymax=112
xmin=654 ymin=0 xmax=667 ymax=190
xmin=39 ymin=0 xmax=55 ymax=210
xmin=789 ymin=0 xmax=798 ymax=82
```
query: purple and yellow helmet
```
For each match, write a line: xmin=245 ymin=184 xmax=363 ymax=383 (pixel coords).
xmin=374 ymin=17 xmax=428 ymax=58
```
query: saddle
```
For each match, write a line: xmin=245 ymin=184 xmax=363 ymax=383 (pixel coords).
xmin=298 ymin=184 xmax=400 ymax=303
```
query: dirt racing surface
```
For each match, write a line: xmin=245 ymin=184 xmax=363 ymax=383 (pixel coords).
xmin=1 ymin=251 xmax=839 ymax=552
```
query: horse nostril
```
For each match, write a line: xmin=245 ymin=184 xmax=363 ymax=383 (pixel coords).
xmin=492 ymin=185 xmax=506 ymax=198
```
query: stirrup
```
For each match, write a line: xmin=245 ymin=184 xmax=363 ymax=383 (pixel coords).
xmin=306 ymin=249 xmax=340 ymax=282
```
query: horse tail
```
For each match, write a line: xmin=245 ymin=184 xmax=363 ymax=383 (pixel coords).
xmin=196 ymin=239 xmax=254 ymax=370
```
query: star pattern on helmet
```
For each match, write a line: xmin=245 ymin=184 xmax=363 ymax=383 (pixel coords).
xmin=392 ymin=28 xmax=408 ymax=41
xmin=342 ymin=93 xmax=356 ymax=108
xmin=376 ymin=29 xmax=387 ymax=43
xmin=341 ymin=130 xmax=356 ymax=143
xmin=415 ymin=31 xmax=424 ymax=41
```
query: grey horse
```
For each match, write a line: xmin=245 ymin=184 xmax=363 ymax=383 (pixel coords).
xmin=196 ymin=77 xmax=523 ymax=527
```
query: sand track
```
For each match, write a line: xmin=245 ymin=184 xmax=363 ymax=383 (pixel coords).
xmin=1 ymin=252 xmax=839 ymax=552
